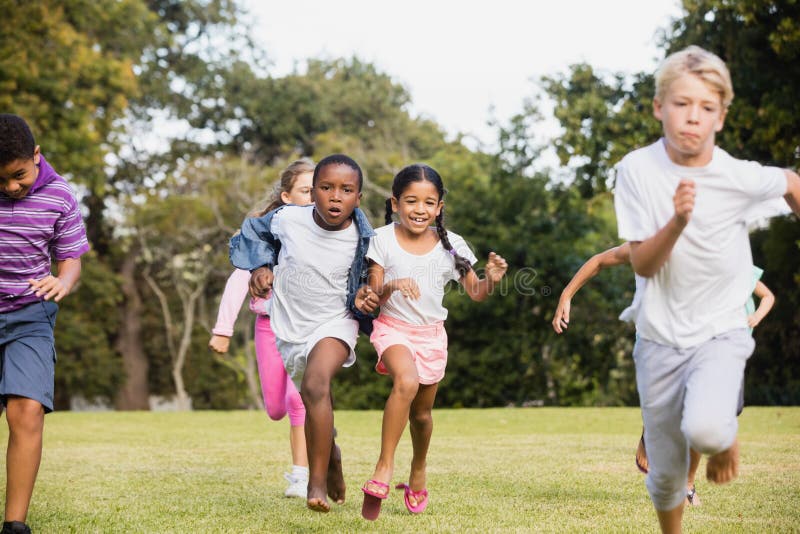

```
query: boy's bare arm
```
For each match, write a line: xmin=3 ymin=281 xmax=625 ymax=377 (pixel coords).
xmin=28 ymin=257 xmax=82 ymax=302
xmin=630 ymin=179 xmax=695 ymax=277
xmin=784 ymin=169 xmax=800 ymax=214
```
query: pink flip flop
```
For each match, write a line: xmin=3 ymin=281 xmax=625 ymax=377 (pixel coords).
xmin=361 ymin=479 xmax=389 ymax=520
xmin=396 ymin=483 xmax=428 ymax=514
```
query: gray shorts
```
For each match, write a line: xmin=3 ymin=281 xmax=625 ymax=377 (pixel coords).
xmin=0 ymin=301 xmax=58 ymax=413
xmin=634 ymin=328 xmax=754 ymax=511
xmin=276 ymin=317 xmax=358 ymax=391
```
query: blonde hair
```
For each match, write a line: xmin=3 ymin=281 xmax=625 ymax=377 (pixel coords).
xmin=251 ymin=158 xmax=315 ymax=217
xmin=655 ymin=45 xmax=734 ymax=108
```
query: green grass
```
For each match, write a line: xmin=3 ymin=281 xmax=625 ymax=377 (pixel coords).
xmin=2 ymin=407 xmax=798 ymax=533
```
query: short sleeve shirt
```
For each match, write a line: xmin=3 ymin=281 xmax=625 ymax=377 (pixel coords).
xmin=367 ymin=224 xmax=477 ymax=325
xmin=614 ymin=139 xmax=786 ymax=348
xmin=268 ymin=205 xmax=359 ymax=343
xmin=0 ymin=156 xmax=89 ymax=313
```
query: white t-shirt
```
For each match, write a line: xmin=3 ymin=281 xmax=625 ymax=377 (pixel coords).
xmin=269 ymin=205 xmax=359 ymax=343
xmin=618 ymin=274 xmax=645 ymax=324
xmin=614 ymin=139 xmax=787 ymax=348
xmin=367 ymin=223 xmax=478 ymax=325
xmin=616 ymin=196 xmax=788 ymax=327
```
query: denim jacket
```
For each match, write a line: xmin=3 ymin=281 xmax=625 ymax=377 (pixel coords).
xmin=229 ymin=205 xmax=375 ymax=332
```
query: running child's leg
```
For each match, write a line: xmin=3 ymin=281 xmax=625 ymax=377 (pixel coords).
xmin=686 ymin=448 xmax=702 ymax=505
xmin=633 ymin=338 xmax=691 ymax=533
xmin=254 ymin=316 xmax=287 ymax=421
xmin=300 ymin=337 xmax=349 ymax=512
xmin=407 ymin=382 xmax=438 ymax=505
xmin=367 ymin=345 xmax=418 ymax=489
xmin=682 ymin=329 xmax=752 ymax=484
xmin=281 ymin=378 xmax=308 ymax=498
xmin=5 ymin=397 xmax=44 ymax=523
xmin=286 ymin=379 xmax=308 ymax=467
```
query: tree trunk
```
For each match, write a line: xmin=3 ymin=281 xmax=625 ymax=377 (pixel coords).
xmin=172 ymin=287 xmax=201 ymax=411
xmin=541 ymin=344 xmax=557 ymax=405
xmin=115 ymin=253 xmax=150 ymax=410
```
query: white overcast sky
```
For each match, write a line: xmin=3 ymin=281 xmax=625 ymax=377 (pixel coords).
xmin=242 ymin=0 xmax=683 ymax=148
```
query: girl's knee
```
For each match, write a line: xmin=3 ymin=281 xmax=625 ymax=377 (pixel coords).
xmin=392 ymin=373 xmax=420 ymax=401
xmin=409 ymin=408 xmax=432 ymax=429
xmin=265 ymin=403 xmax=286 ymax=421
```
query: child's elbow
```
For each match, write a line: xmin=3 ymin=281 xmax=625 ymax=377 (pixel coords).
xmin=467 ymin=284 xmax=492 ymax=302
xmin=629 ymin=251 xmax=656 ymax=277
xmin=632 ymin=263 xmax=657 ymax=278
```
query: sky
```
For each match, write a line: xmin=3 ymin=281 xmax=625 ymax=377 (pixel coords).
xmin=242 ymin=0 xmax=684 ymax=150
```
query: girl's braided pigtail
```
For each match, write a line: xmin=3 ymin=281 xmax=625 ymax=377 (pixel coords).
xmin=435 ymin=207 xmax=471 ymax=278
xmin=384 ymin=198 xmax=394 ymax=225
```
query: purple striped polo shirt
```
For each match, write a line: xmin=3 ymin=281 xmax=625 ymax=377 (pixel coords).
xmin=0 ymin=155 xmax=90 ymax=313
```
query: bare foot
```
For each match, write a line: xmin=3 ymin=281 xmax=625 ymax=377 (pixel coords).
xmin=635 ymin=430 xmax=649 ymax=474
xmin=307 ymin=487 xmax=330 ymax=513
xmin=327 ymin=442 xmax=346 ymax=504
xmin=706 ymin=439 xmax=739 ymax=484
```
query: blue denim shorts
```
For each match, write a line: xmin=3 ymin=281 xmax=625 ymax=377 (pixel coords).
xmin=0 ymin=300 xmax=58 ymax=412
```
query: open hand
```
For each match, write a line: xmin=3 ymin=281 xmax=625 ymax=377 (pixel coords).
xmin=28 ymin=275 xmax=68 ymax=302
xmin=485 ymin=252 xmax=508 ymax=283
xmin=673 ymin=179 xmax=696 ymax=227
xmin=249 ymin=266 xmax=274 ymax=298
xmin=355 ymin=285 xmax=379 ymax=314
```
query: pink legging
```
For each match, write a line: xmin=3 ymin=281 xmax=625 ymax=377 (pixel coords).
xmin=254 ymin=315 xmax=305 ymax=427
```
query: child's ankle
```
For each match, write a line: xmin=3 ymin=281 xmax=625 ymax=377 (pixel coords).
xmin=291 ymin=465 xmax=309 ymax=479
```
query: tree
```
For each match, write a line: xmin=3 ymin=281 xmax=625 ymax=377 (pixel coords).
xmin=663 ymin=0 xmax=800 ymax=165
xmin=1 ymin=0 xmax=154 ymax=407
xmin=539 ymin=0 xmax=800 ymax=406
xmin=134 ymin=158 xmax=268 ymax=409
xmin=542 ymin=66 xmax=660 ymax=197
xmin=438 ymin=108 xmax=638 ymax=407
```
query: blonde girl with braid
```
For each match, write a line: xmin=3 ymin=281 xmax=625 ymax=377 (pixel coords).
xmin=209 ymin=158 xmax=314 ymax=499
xmin=359 ymin=163 xmax=508 ymax=520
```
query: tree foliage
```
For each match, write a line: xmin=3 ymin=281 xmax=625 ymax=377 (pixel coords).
xmin=3 ymin=0 xmax=797 ymax=410
xmin=664 ymin=0 xmax=800 ymax=165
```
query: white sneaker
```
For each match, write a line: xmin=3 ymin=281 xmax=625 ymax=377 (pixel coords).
xmin=284 ymin=472 xmax=308 ymax=498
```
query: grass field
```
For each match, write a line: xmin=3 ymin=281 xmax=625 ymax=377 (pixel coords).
xmin=2 ymin=407 xmax=798 ymax=533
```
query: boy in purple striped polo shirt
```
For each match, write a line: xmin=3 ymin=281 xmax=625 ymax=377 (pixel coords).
xmin=0 ymin=114 xmax=89 ymax=534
